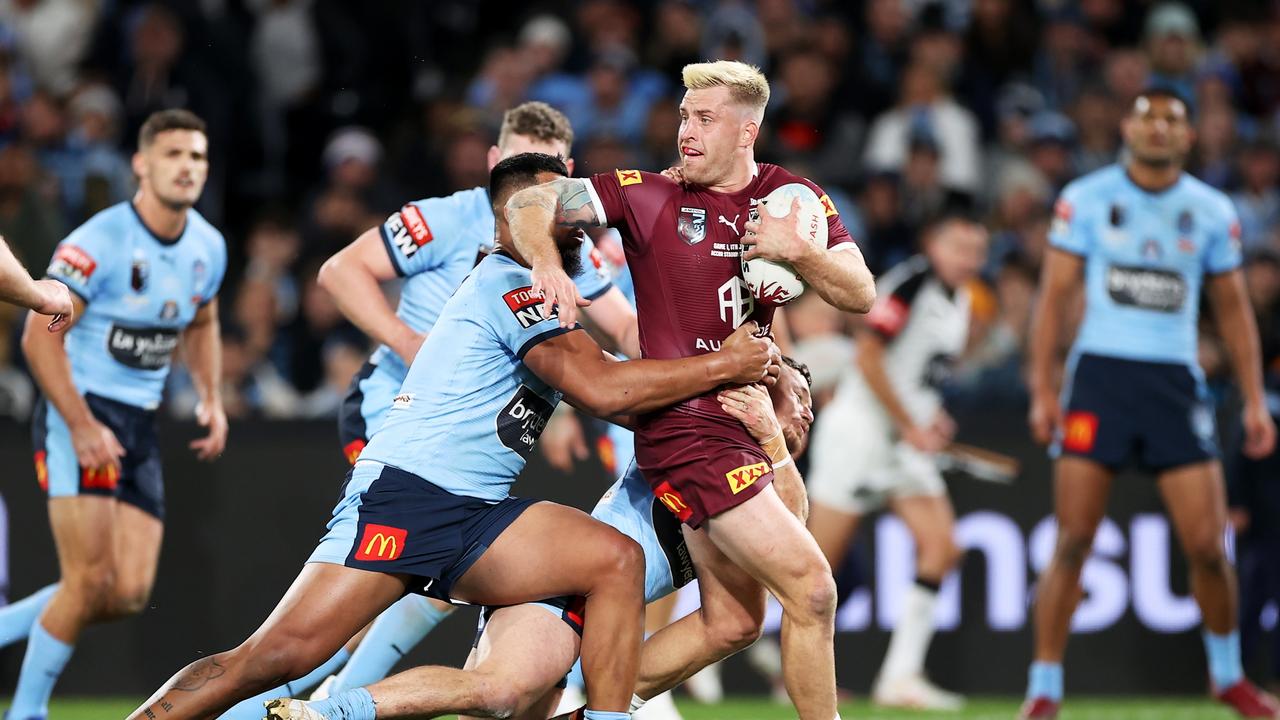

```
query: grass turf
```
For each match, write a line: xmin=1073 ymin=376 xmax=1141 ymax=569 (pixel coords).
xmin=41 ymin=696 xmax=1235 ymax=720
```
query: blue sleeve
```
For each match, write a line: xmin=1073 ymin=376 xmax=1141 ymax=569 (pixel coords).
xmin=573 ymin=237 xmax=614 ymax=301
xmin=46 ymin=221 xmax=116 ymax=303
xmin=200 ymin=235 xmax=228 ymax=306
xmin=1048 ymin=182 xmax=1092 ymax=256
xmin=1205 ymin=197 xmax=1243 ymax=275
xmin=483 ymin=269 xmax=581 ymax=360
xmin=378 ymin=197 xmax=464 ymax=277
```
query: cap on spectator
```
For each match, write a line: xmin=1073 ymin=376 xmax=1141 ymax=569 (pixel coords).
xmin=323 ymin=127 xmax=382 ymax=169
xmin=1028 ymin=111 xmax=1076 ymax=147
xmin=519 ymin=15 xmax=571 ymax=52
xmin=592 ymin=47 xmax=636 ymax=74
xmin=1145 ymin=3 xmax=1200 ymax=41
xmin=997 ymin=83 xmax=1046 ymax=120
xmin=70 ymin=84 xmax=122 ymax=124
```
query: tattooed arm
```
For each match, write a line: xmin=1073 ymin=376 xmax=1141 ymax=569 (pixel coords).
xmin=505 ymin=178 xmax=607 ymax=328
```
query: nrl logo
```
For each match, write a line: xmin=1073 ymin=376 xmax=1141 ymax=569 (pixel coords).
xmin=678 ymin=206 xmax=707 ymax=245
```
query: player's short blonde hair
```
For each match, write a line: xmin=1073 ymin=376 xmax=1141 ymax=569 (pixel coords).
xmin=682 ymin=61 xmax=770 ymax=119
xmin=497 ymin=101 xmax=574 ymax=154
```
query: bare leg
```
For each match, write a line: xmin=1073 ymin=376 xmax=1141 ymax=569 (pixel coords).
xmin=890 ymin=494 xmax=960 ymax=585
xmin=449 ymin=502 xmax=644 ymax=714
xmin=1032 ymin=457 xmax=1114 ymax=663
xmin=806 ymin=500 xmax=863 ymax=579
xmin=376 ymin=604 xmax=579 ymax=719
xmin=127 ymin=563 xmax=406 ymax=720
xmin=1157 ymin=461 xmax=1235 ymax=634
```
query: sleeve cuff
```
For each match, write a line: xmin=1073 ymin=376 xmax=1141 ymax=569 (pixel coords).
xmin=516 ymin=325 xmax=581 ymax=360
xmin=378 ymin=225 xmax=408 ymax=277
xmin=583 ymin=178 xmax=609 ymax=225
xmin=45 ymin=276 xmax=89 ymax=306
xmin=583 ymin=281 xmax=615 ymax=302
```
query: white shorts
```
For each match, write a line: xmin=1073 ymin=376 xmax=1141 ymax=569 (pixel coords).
xmin=806 ymin=399 xmax=946 ymax=515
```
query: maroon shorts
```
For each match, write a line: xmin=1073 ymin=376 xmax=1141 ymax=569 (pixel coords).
xmin=636 ymin=415 xmax=774 ymax=529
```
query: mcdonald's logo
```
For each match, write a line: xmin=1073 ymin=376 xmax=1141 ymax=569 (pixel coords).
xmin=1062 ymin=411 xmax=1098 ymax=453
xmin=33 ymin=451 xmax=48 ymax=491
xmin=725 ymin=462 xmax=770 ymax=495
xmin=355 ymin=523 xmax=407 ymax=561
xmin=343 ymin=439 xmax=366 ymax=465
xmin=653 ymin=480 xmax=692 ymax=523
xmin=81 ymin=463 xmax=119 ymax=491
xmin=616 ymin=169 xmax=643 ymax=187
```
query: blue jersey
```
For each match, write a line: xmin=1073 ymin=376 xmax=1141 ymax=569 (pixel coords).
xmin=359 ymin=188 xmax=612 ymax=429
xmin=357 ymin=252 xmax=576 ymax=501
xmin=1051 ymin=165 xmax=1242 ymax=367
xmin=46 ymin=202 xmax=226 ymax=410
xmin=592 ymin=465 xmax=685 ymax=602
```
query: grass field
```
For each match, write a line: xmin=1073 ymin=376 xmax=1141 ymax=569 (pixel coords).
xmin=41 ymin=696 xmax=1239 ymax=720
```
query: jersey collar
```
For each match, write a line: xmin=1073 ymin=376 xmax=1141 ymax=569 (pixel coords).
xmin=129 ymin=201 xmax=187 ymax=246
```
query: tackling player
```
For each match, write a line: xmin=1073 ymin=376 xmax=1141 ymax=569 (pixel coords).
xmin=806 ymin=217 xmax=988 ymax=710
xmin=506 ymin=60 xmax=876 ymax=720
xmin=1 ymin=110 xmax=227 ymax=720
xmin=1022 ymin=88 xmax=1279 ymax=719
xmin=262 ymin=358 xmax=815 ymax=720
xmin=0 ymin=238 xmax=73 ymax=331
xmin=215 ymin=102 xmax=641 ymax=720
xmin=128 ymin=154 xmax=776 ymax=720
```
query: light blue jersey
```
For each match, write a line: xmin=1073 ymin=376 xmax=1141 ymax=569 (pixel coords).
xmin=46 ymin=202 xmax=226 ymax=410
xmin=357 ymin=252 xmax=577 ymax=501
xmin=591 ymin=462 xmax=691 ymax=602
xmin=1051 ymin=165 xmax=1242 ymax=368
xmin=351 ymin=188 xmax=612 ymax=443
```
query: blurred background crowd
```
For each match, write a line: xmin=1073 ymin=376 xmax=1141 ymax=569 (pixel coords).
xmin=0 ymin=0 xmax=1277 ymax=425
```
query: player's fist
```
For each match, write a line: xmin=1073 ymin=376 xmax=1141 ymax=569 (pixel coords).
xmin=901 ymin=423 xmax=949 ymax=454
xmin=1242 ymin=401 xmax=1276 ymax=460
xmin=32 ymin=279 xmax=73 ymax=332
xmin=1028 ymin=390 xmax=1062 ymax=446
xmin=190 ymin=401 xmax=228 ymax=461
xmin=718 ymin=321 xmax=775 ymax=384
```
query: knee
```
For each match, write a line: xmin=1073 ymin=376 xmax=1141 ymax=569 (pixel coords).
xmin=595 ymin=532 xmax=644 ymax=587
xmin=235 ymin=633 xmax=328 ymax=689
xmin=917 ymin=536 xmax=962 ymax=579
xmin=1184 ymin=531 xmax=1228 ymax=571
xmin=471 ymin=673 xmax=524 ymax=719
xmin=800 ymin=571 xmax=838 ymax=622
xmin=108 ymin=584 xmax=151 ymax=619
xmin=1053 ymin=526 xmax=1097 ymax=568
xmin=66 ymin=566 xmax=117 ymax=619
xmin=704 ymin=608 xmax=764 ymax=656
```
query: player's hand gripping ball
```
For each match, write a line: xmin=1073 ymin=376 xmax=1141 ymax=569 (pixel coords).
xmin=742 ymin=182 xmax=827 ymax=306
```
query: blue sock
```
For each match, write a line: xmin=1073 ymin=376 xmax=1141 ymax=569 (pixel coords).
xmin=1203 ymin=630 xmax=1243 ymax=690
xmin=8 ymin=622 xmax=73 ymax=719
xmin=217 ymin=647 xmax=351 ymax=719
xmin=306 ymin=687 xmax=376 ymax=720
xmin=583 ymin=711 xmax=630 ymax=720
xmin=0 ymin=585 xmax=57 ymax=649
xmin=331 ymin=595 xmax=449 ymax=693
xmin=1026 ymin=661 xmax=1063 ymax=701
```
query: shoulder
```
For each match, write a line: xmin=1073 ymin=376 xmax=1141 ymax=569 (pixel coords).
xmin=74 ymin=202 xmax=131 ymax=236
xmin=595 ymin=169 xmax=679 ymax=193
xmin=879 ymin=255 xmax=932 ymax=302
xmin=185 ymin=209 xmax=227 ymax=250
xmin=1181 ymin=174 xmax=1236 ymax=219
xmin=1064 ymin=165 xmax=1121 ymax=199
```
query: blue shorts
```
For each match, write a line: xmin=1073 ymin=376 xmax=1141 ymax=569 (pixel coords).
xmin=32 ymin=393 xmax=164 ymax=519
xmin=309 ymin=461 xmax=537 ymax=602
xmin=1053 ymin=353 xmax=1218 ymax=472
xmin=337 ymin=360 xmax=402 ymax=464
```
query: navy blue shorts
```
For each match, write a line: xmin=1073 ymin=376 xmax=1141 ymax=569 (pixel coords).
xmin=310 ymin=461 xmax=538 ymax=603
xmin=32 ymin=393 xmax=164 ymax=519
xmin=1053 ymin=353 xmax=1218 ymax=472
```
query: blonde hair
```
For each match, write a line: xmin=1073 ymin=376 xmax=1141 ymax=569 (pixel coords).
xmin=497 ymin=101 xmax=574 ymax=153
xmin=682 ymin=61 xmax=770 ymax=119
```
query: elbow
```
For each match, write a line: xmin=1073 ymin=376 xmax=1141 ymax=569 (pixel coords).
xmin=838 ymin=281 xmax=875 ymax=315
xmin=316 ymin=255 xmax=341 ymax=293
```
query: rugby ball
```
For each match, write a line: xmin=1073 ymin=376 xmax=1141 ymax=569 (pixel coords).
xmin=742 ymin=183 xmax=827 ymax=306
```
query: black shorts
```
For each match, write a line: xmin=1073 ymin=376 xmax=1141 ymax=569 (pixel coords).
xmin=32 ymin=393 xmax=164 ymax=519
xmin=1053 ymin=353 xmax=1218 ymax=472
xmin=337 ymin=359 xmax=380 ymax=464
xmin=310 ymin=462 xmax=538 ymax=603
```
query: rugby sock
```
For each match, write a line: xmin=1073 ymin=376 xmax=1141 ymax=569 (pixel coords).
xmin=332 ymin=595 xmax=450 ymax=692
xmin=305 ymin=687 xmax=376 ymax=720
xmin=583 ymin=711 xmax=629 ymax=720
xmin=879 ymin=577 xmax=939 ymax=681
xmin=219 ymin=647 xmax=351 ymax=719
xmin=1026 ymin=661 xmax=1063 ymax=701
xmin=0 ymin=584 xmax=57 ymax=649
xmin=8 ymin=621 xmax=73 ymax=719
xmin=1203 ymin=629 xmax=1244 ymax=690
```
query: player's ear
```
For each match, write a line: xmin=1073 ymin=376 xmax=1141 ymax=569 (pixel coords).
xmin=740 ymin=117 xmax=759 ymax=149
xmin=486 ymin=145 xmax=502 ymax=172
xmin=131 ymin=151 xmax=146 ymax=180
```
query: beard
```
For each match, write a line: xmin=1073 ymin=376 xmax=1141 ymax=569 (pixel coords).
xmin=556 ymin=234 xmax=585 ymax=277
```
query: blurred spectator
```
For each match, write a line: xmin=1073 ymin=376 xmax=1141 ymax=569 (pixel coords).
xmin=1232 ymin=139 xmax=1280 ymax=251
xmin=700 ymin=1 xmax=767 ymax=71
xmin=1031 ymin=13 xmax=1093 ymax=111
xmin=1191 ymin=101 xmax=1239 ymax=189
xmin=280 ymin=259 xmax=360 ymax=394
xmin=857 ymin=170 xmax=915 ymax=275
xmin=1103 ymin=48 xmax=1151 ymax=109
xmin=855 ymin=0 xmax=911 ymax=119
xmin=765 ymin=49 xmax=863 ymax=189
xmin=1025 ymin=111 xmax=1077 ymax=192
xmin=0 ymin=142 xmax=61 ymax=269
xmin=864 ymin=61 xmax=981 ymax=195
xmin=645 ymin=0 xmax=701 ymax=79
xmin=1143 ymin=3 xmax=1202 ymax=104
xmin=899 ymin=128 xmax=971 ymax=232
xmin=301 ymin=126 xmax=394 ymax=256
xmin=171 ymin=322 xmax=298 ymax=420
xmin=0 ymin=54 xmax=26 ymax=146
xmin=293 ymin=334 xmax=368 ymax=419
xmin=67 ymin=82 xmax=132 ymax=219
xmin=0 ymin=0 xmax=98 ymax=96
xmin=1071 ymin=86 xmax=1122 ymax=174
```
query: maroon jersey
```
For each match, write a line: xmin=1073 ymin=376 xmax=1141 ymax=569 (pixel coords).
xmin=585 ymin=163 xmax=858 ymax=524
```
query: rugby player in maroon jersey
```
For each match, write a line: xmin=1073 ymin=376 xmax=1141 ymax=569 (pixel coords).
xmin=505 ymin=60 xmax=875 ymax=720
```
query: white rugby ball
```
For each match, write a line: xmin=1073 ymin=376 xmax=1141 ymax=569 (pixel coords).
xmin=742 ymin=182 xmax=827 ymax=306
